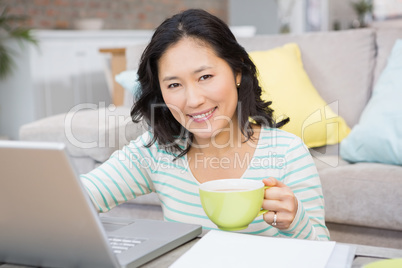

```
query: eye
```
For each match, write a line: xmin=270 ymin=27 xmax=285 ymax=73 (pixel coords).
xmin=199 ymin=74 xmax=212 ymax=81
xmin=168 ymin=83 xmax=180 ymax=89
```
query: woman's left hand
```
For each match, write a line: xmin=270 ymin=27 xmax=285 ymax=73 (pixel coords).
xmin=262 ymin=177 xmax=298 ymax=229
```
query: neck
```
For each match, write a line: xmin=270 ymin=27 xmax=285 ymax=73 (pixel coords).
xmin=190 ymin=123 xmax=259 ymax=157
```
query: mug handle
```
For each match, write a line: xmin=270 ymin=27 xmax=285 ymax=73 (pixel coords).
xmin=257 ymin=186 xmax=270 ymax=217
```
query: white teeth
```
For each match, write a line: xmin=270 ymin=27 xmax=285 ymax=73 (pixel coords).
xmin=192 ymin=108 xmax=215 ymax=119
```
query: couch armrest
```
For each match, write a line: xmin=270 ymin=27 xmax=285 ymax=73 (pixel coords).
xmin=20 ymin=105 xmax=147 ymax=163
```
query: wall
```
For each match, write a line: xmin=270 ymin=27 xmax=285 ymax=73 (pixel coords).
xmin=328 ymin=0 xmax=357 ymax=30
xmin=229 ymin=0 xmax=279 ymax=34
xmin=0 ymin=40 xmax=35 ymax=140
xmin=230 ymin=0 xmax=382 ymax=34
xmin=374 ymin=0 xmax=402 ymax=20
xmin=3 ymin=0 xmax=228 ymax=30
xmin=229 ymin=0 xmax=332 ymax=35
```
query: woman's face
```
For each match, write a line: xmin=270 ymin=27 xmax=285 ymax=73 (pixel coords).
xmin=158 ymin=37 xmax=241 ymax=143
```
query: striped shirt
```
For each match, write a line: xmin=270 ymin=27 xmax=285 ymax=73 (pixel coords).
xmin=81 ymin=127 xmax=330 ymax=240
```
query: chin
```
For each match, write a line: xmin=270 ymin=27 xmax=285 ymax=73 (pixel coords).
xmin=186 ymin=118 xmax=233 ymax=141
xmin=191 ymin=127 xmax=226 ymax=141
xmin=190 ymin=130 xmax=214 ymax=140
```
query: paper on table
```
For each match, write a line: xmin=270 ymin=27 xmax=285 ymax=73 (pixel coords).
xmin=326 ymin=243 xmax=356 ymax=268
xmin=170 ymin=230 xmax=336 ymax=268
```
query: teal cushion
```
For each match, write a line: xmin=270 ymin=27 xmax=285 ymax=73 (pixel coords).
xmin=340 ymin=39 xmax=402 ymax=165
xmin=115 ymin=70 xmax=141 ymax=98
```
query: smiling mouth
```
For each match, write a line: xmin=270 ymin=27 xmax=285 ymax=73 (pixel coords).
xmin=189 ymin=107 xmax=217 ymax=119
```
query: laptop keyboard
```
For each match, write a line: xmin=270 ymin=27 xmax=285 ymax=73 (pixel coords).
xmin=108 ymin=236 xmax=145 ymax=254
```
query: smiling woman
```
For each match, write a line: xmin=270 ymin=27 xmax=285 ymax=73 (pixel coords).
xmin=131 ymin=9 xmax=288 ymax=158
xmin=158 ymin=38 xmax=240 ymax=143
xmin=80 ymin=9 xmax=330 ymax=241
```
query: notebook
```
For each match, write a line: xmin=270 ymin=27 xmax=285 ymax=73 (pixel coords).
xmin=0 ymin=140 xmax=202 ymax=268
xmin=171 ymin=230 xmax=355 ymax=268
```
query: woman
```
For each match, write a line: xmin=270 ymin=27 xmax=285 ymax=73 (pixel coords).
xmin=81 ymin=9 xmax=330 ymax=240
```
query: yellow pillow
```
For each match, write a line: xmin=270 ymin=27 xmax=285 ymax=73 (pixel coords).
xmin=249 ymin=43 xmax=350 ymax=148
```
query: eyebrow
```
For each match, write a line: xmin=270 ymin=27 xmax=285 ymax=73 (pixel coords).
xmin=162 ymin=65 xmax=213 ymax=82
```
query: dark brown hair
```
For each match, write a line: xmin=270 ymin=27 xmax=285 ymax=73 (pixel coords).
xmin=131 ymin=9 xmax=288 ymax=158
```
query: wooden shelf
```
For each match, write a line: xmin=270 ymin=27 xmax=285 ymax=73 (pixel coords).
xmin=99 ymin=47 xmax=127 ymax=106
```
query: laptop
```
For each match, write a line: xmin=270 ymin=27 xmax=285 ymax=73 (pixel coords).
xmin=0 ymin=140 xmax=202 ymax=268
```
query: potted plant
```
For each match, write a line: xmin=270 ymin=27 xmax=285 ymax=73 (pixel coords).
xmin=0 ymin=2 xmax=37 ymax=79
xmin=351 ymin=0 xmax=373 ymax=28
xmin=274 ymin=0 xmax=296 ymax=34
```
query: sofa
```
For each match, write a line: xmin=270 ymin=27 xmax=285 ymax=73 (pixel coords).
xmin=20 ymin=27 xmax=402 ymax=248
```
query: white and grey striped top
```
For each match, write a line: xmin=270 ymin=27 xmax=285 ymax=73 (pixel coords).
xmin=81 ymin=127 xmax=330 ymax=240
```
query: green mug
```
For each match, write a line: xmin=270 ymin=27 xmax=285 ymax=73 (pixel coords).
xmin=199 ymin=179 xmax=268 ymax=231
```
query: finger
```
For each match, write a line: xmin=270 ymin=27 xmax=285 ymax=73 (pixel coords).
xmin=263 ymin=211 xmax=273 ymax=223
xmin=264 ymin=186 xmax=284 ymax=200
xmin=263 ymin=193 xmax=297 ymax=218
xmin=263 ymin=211 xmax=282 ymax=227
xmin=262 ymin=199 xmax=281 ymax=211
xmin=263 ymin=177 xmax=287 ymax=188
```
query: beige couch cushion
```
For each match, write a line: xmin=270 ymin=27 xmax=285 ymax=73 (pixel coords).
xmin=373 ymin=29 xmax=402 ymax=86
xmin=20 ymin=106 xmax=146 ymax=163
xmin=316 ymin=157 xmax=402 ymax=231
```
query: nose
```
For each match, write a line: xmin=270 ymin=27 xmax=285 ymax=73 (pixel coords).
xmin=186 ymin=84 xmax=205 ymax=108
